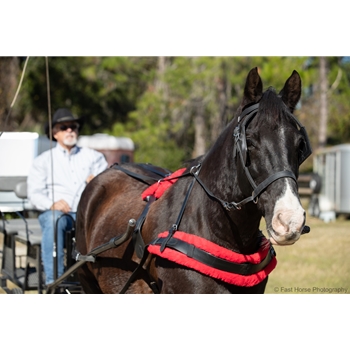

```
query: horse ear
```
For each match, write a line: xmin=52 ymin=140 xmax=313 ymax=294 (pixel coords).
xmin=279 ymin=70 xmax=302 ymax=112
xmin=242 ymin=67 xmax=263 ymax=105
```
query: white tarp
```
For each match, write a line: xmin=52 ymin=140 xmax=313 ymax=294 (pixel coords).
xmin=0 ymin=132 xmax=40 ymax=176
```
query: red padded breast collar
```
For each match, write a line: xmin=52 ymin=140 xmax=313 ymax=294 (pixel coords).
xmin=148 ymin=231 xmax=277 ymax=287
xmin=141 ymin=168 xmax=277 ymax=287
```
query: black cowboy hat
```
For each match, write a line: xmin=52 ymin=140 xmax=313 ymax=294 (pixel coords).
xmin=45 ymin=108 xmax=84 ymax=140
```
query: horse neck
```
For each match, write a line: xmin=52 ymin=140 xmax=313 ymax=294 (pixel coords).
xmin=196 ymin=121 xmax=263 ymax=254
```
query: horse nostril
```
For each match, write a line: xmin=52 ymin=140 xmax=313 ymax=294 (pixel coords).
xmin=272 ymin=213 xmax=289 ymax=236
xmin=277 ymin=213 xmax=290 ymax=232
xmin=274 ymin=210 xmax=305 ymax=236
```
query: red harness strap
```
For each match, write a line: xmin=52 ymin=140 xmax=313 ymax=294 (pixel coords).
xmin=141 ymin=168 xmax=186 ymax=200
xmin=148 ymin=231 xmax=277 ymax=287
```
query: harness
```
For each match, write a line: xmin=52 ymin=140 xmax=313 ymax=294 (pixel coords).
xmin=46 ymin=103 xmax=312 ymax=294
xmin=122 ymin=103 xmax=311 ymax=292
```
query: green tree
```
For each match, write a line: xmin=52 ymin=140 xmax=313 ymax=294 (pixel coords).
xmin=3 ymin=56 xmax=350 ymax=173
xmin=6 ymin=56 xmax=157 ymax=134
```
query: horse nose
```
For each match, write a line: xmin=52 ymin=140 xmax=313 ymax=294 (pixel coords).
xmin=272 ymin=209 xmax=306 ymax=237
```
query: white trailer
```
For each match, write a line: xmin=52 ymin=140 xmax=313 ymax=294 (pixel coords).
xmin=310 ymin=144 xmax=350 ymax=222
xmin=0 ymin=132 xmax=52 ymax=211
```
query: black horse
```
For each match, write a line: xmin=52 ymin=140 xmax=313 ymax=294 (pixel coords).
xmin=74 ymin=67 xmax=311 ymax=293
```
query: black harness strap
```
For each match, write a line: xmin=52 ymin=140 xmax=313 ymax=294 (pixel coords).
xmin=118 ymin=248 xmax=160 ymax=294
xmin=159 ymin=165 xmax=200 ymax=252
xmin=132 ymin=196 xmax=156 ymax=259
xmin=235 ymin=170 xmax=297 ymax=208
xmin=138 ymin=163 xmax=172 ymax=178
xmin=47 ymin=219 xmax=137 ymax=294
xmin=152 ymin=236 xmax=275 ymax=276
xmin=111 ymin=163 xmax=163 ymax=185
xmin=191 ymin=170 xmax=241 ymax=210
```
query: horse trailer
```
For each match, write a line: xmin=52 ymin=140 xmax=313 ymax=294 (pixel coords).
xmin=309 ymin=144 xmax=350 ymax=222
xmin=77 ymin=134 xmax=134 ymax=167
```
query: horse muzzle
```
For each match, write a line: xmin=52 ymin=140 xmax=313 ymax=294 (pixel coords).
xmin=268 ymin=231 xmax=300 ymax=246
xmin=267 ymin=206 xmax=306 ymax=245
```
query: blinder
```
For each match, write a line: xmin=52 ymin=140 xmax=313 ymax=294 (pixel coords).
xmin=233 ymin=102 xmax=312 ymax=168
xmin=233 ymin=103 xmax=260 ymax=166
xmin=295 ymin=121 xmax=312 ymax=165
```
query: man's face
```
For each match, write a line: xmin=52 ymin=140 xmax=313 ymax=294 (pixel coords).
xmin=53 ymin=122 xmax=79 ymax=147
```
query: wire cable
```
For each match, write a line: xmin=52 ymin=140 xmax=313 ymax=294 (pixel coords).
xmin=9 ymin=57 xmax=29 ymax=109
xmin=45 ymin=57 xmax=57 ymax=268
xmin=0 ymin=56 xmax=30 ymax=137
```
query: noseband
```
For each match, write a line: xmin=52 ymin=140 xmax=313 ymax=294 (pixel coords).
xmin=192 ymin=102 xmax=311 ymax=211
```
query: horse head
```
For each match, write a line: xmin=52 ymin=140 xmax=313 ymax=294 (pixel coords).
xmin=232 ymin=67 xmax=311 ymax=246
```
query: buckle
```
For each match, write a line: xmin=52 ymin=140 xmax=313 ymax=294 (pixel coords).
xmin=190 ymin=163 xmax=201 ymax=175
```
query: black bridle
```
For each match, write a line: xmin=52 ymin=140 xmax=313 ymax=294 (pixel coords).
xmin=192 ymin=102 xmax=312 ymax=211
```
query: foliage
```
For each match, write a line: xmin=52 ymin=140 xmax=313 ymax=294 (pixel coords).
xmin=327 ymin=57 xmax=350 ymax=144
xmin=13 ymin=56 xmax=158 ymax=134
xmin=2 ymin=56 xmax=350 ymax=170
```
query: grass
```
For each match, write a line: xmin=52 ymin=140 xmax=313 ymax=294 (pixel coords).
xmin=263 ymin=203 xmax=350 ymax=294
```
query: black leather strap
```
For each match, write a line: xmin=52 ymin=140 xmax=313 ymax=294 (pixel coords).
xmin=253 ymin=170 xmax=296 ymax=197
xmin=160 ymin=176 xmax=198 ymax=252
xmin=132 ymin=196 xmax=156 ymax=259
xmin=137 ymin=163 xmax=172 ymax=178
xmin=238 ymin=103 xmax=260 ymax=122
xmin=234 ymin=170 xmax=297 ymax=208
xmin=111 ymin=163 xmax=162 ymax=185
xmin=152 ymin=236 xmax=275 ymax=276
xmin=192 ymin=171 xmax=241 ymax=210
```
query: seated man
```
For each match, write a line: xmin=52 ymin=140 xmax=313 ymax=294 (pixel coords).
xmin=27 ymin=108 xmax=108 ymax=286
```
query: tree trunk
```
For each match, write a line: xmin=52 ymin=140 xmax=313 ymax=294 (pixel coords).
xmin=155 ymin=56 xmax=168 ymax=121
xmin=211 ymin=74 xmax=229 ymax=143
xmin=318 ymin=57 xmax=328 ymax=149
xmin=192 ymin=99 xmax=206 ymax=158
xmin=0 ymin=57 xmax=20 ymax=130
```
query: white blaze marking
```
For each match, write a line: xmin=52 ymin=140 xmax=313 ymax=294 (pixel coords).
xmin=272 ymin=180 xmax=305 ymax=236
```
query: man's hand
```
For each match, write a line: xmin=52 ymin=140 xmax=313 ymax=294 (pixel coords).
xmin=50 ymin=199 xmax=71 ymax=213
